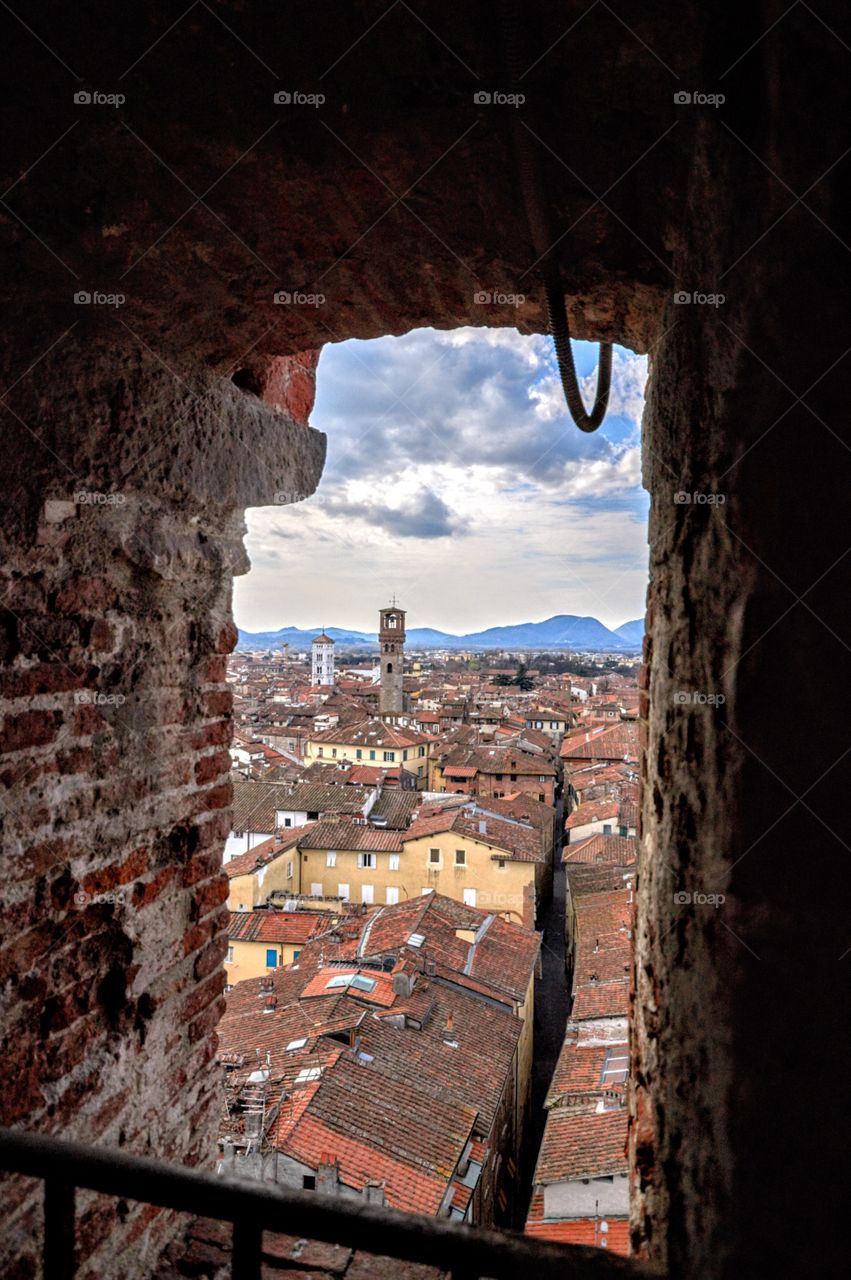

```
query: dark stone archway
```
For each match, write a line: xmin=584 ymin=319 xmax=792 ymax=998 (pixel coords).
xmin=1 ymin=4 xmax=849 ymax=1277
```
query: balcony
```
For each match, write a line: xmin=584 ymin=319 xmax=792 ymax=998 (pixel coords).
xmin=0 ymin=1127 xmax=649 ymax=1280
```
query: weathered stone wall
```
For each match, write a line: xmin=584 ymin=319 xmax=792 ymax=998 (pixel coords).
xmin=632 ymin=5 xmax=851 ymax=1275
xmin=0 ymin=340 xmax=324 ymax=1277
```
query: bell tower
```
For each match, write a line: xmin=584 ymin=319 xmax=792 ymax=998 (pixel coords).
xmin=378 ymin=599 xmax=406 ymax=719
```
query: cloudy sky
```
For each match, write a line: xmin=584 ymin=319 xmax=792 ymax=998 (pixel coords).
xmin=233 ymin=327 xmax=649 ymax=635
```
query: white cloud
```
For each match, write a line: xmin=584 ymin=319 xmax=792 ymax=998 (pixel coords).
xmin=235 ymin=328 xmax=649 ymax=634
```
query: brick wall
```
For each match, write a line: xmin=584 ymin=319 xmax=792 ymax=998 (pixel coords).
xmin=0 ymin=342 xmax=324 ymax=1277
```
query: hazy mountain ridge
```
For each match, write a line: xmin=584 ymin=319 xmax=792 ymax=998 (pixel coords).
xmin=236 ymin=614 xmax=644 ymax=652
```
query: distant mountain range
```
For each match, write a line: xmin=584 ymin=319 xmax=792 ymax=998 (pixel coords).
xmin=236 ymin=615 xmax=644 ymax=653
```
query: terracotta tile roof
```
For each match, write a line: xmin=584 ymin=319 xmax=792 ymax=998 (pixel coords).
xmin=566 ymin=864 xmax=636 ymax=898
xmin=226 ymin=909 xmax=326 ymax=945
xmin=225 ymin=827 xmax=307 ymax=879
xmin=533 ymin=1108 xmax=628 ymax=1184
xmin=284 ymin=1109 xmax=460 ymax=1216
xmin=546 ymin=1038 xmax=629 ymax=1108
xmin=570 ymin=887 xmax=632 ymax=1023
xmin=296 ymin=820 xmax=403 ymax=853
xmin=453 ymin=814 xmax=544 ymax=863
xmin=525 ymin=1217 xmax=629 ymax=1254
xmin=563 ymin=834 xmax=636 ymax=865
xmin=560 ymin=723 xmax=638 ymax=763
xmin=299 ymin=967 xmax=398 ymax=1007
xmin=231 ymin=779 xmax=291 ymax=834
xmin=565 ymin=798 xmax=620 ymax=829
xmin=369 ymin=790 xmax=420 ymax=828
xmin=312 ymin=893 xmax=540 ymax=1006
xmin=311 ymin=718 xmax=432 ymax=748
xmin=273 ymin=783 xmax=373 ymax=815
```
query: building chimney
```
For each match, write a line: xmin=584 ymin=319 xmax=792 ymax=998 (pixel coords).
xmin=392 ymin=971 xmax=414 ymax=998
xmin=316 ymin=1155 xmax=340 ymax=1196
xmin=478 ymin=819 xmax=487 ymax=835
xmin=364 ymin=1179 xmax=386 ymax=1206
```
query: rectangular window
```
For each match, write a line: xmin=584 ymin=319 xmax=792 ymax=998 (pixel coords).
xmin=403 ymin=749 xmax=409 ymax=760
xmin=386 ymin=887 xmax=399 ymax=905
xmin=455 ymin=849 xmax=466 ymax=866
xmin=429 ymin=848 xmax=440 ymax=864
xmin=369 ymin=750 xmax=376 ymax=761
xmin=463 ymin=888 xmax=477 ymax=907
xmin=419 ymin=746 xmax=425 ymax=756
xmin=265 ymin=948 xmax=277 ymax=968
xmin=383 ymin=751 xmax=394 ymax=762
xmin=310 ymin=882 xmax=322 ymax=897
xmin=357 ymin=852 xmax=377 ymax=869
xmin=338 ymin=883 xmax=350 ymax=899
xmin=361 ymin=884 xmax=374 ymax=904
xmin=326 ymin=851 xmax=337 ymax=867
xmin=226 ymin=945 xmax=234 ymax=963
xmin=332 ymin=748 xmax=337 ymax=758
xmin=284 ymin=817 xmax=292 ymax=827
xmin=292 ymin=950 xmax=300 ymax=961
xmin=303 ymin=1175 xmax=315 ymax=1190
xmin=318 ymin=747 xmax=323 ymax=757
xmin=603 ymin=824 xmax=612 ymax=834
xmin=497 ymin=858 xmax=506 ymax=869
xmin=389 ymin=853 xmax=400 ymax=871
xmin=286 ymin=860 xmax=293 ymax=879
xmin=356 ymin=748 xmax=362 ymax=759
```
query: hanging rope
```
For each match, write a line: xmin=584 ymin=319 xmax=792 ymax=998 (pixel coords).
xmin=500 ymin=0 xmax=612 ymax=432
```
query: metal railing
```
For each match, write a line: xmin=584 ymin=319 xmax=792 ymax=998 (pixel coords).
xmin=0 ymin=1127 xmax=648 ymax=1280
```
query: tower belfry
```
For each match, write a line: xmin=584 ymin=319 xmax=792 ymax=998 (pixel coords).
xmin=378 ymin=601 xmax=406 ymax=719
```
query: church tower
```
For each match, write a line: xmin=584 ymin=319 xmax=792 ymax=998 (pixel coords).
xmin=311 ymin=632 xmax=335 ymax=687
xmin=378 ymin=601 xmax=406 ymax=719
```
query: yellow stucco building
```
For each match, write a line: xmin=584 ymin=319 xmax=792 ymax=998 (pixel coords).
xmin=304 ymin=717 xmax=434 ymax=786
